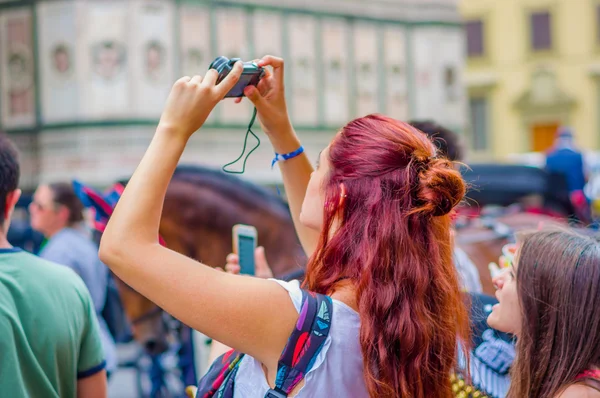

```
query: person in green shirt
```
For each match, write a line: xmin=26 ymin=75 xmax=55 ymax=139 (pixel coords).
xmin=0 ymin=133 xmax=107 ymax=398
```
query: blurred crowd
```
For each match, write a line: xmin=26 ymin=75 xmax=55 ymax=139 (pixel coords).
xmin=0 ymin=55 xmax=599 ymax=398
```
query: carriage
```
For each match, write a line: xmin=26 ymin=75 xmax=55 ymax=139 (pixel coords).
xmin=459 ymin=163 xmax=575 ymax=219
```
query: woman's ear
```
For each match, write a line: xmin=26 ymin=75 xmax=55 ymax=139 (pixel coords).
xmin=338 ymin=183 xmax=347 ymax=208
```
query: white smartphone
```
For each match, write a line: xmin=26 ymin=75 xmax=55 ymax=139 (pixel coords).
xmin=232 ymin=224 xmax=257 ymax=276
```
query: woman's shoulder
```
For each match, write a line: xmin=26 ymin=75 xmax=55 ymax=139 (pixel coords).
xmin=556 ymin=383 xmax=600 ymax=398
xmin=236 ymin=279 xmax=365 ymax=397
xmin=269 ymin=279 xmax=304 ymax=311
xmin=270 ymin=278 xmax=359 ymax=318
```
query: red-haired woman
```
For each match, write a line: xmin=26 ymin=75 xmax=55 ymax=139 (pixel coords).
xmin=100 ymin=56 xmax=470 ymax=397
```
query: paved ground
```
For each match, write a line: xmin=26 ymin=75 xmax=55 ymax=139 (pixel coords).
xmin=108 ymin=343 xmax=184 ymax=398
xmin=107 ymin=331 xmax=211 ymax=397
xmin=108 ymin=343 xmax=141 ymax=398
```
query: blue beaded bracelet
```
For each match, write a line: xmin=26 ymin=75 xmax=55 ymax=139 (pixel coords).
xmin=271 ymin=146 xmax=304 ymax=168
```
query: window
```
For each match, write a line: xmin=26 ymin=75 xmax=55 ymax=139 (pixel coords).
xmin=444 ymin=66 xmax=458 ymax=102
xmin=465 ymin=20 xmax=484 ymax=57
xmin=530 ymin=11 xmax=552 ymax=51
xmin=469 ymin=98 xmax=488 ymax=151
xmin=597 ymin=5 xmax=600 ymax=44
xmin=326 ymin=59 xmax=344 ymax=89
xmin=357 ymin=62 xmax=376 ymax=98
xmin=293 ymin=56 xmax=315 ymax=95
xmin=387 ymin=64 xmax=406 ymax=102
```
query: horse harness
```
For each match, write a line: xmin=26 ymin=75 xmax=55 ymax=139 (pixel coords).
xmin=131 ymin=306 xmax=163 ymax=325
xmin=454 ymin=216 xmax=515 ymax=245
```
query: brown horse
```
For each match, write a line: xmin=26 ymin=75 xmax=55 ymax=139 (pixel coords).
xmin=455 ymin=163 xmax=584 ymax=295
xmin=83 ymin=165 xmax=307 ymax=356
xmin=455 ymin=211 xmax=567 ymax=295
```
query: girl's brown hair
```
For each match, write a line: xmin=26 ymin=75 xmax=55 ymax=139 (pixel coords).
xmin=509 ymin=229 xmax=600 ymax=397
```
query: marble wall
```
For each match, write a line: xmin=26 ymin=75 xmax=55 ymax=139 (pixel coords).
xmin=0 ymin=0 xmax=466 ymax=189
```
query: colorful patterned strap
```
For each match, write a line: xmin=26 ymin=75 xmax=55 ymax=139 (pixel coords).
xmin=196 ymin=350 xmax=244 ymax=398
xmin=266 ymin=290 xmax=333 ymax=397
xmin=195 ymin=289 xmax=333 ymax=398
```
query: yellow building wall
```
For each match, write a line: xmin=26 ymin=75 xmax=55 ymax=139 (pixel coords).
xmin=460 ymin=0 xmax=600 ymax=161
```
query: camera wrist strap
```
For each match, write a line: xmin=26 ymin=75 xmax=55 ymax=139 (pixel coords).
xmin=222 ymin=107 xmax=260 ymax=174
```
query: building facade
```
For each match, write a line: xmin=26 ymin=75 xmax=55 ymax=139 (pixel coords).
xmin=0 ymin=0 xmax=466 ymax=190
xmin=460 ymin=0 xmax=600 ymax=162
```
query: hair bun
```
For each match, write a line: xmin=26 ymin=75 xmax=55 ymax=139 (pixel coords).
xmin=417 ymin=158 xmax=465 ymax=217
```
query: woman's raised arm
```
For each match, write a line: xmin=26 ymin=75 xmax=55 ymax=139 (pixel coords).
xmin=99 ymin=64 xmax=297 ymax=367
xmin=244 ymin=55 xmax=320 ymax=256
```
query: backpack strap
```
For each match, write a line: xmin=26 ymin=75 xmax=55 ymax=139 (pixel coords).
xmin=195 ymin=349 xmax=245 ymax=398
xmin=264 ymin=289 xmax=333 ymax=398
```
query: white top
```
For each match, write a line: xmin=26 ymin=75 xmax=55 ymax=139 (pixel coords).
xmin=453 ymin=246 xmax=483 ymax=294
xmin=233 ymin=279 xmax=368 ymax=397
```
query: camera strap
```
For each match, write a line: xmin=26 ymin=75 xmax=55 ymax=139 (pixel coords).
xmin=222 ymin=107 xmax=261 ymax=174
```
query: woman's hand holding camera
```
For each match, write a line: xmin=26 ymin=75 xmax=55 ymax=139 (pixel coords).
xmin=159 ymin=54 xmax=299 ymax=153
xmin=241 ymin=55 xmax=300 ymax=154
xmin=158 ymin=61 xmax=243 ymax=141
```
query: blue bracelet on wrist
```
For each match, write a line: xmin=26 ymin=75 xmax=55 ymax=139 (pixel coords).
xmin=271 ymin=146 xmax=304 ymax=168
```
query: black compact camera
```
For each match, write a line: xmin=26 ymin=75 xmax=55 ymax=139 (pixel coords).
xmin=209 ymin=56 xmax=265 ymax=98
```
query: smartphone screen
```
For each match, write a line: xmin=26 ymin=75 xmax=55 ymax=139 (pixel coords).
xmin=237 ymin=235 xmax=256 ymax=276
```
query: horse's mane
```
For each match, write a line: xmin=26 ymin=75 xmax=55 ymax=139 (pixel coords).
xmin=119 ymin=164 xmax=290 ymax=217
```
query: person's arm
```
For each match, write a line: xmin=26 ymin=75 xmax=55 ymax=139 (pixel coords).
xmin=77 ymin=370 xmax=107 ymax=398
xmin=207 ymin=246 xmax=276 ymax=365
xmin=243 ymin=56 xmax=320 ymax=256
xmin=207 ymin=340 xmax=234 ymax=365
xmin=99 ymin=65 xmax=297 ymax=366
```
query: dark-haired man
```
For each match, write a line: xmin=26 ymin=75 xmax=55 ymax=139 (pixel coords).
xmin=0 ymin=133 xmax=107 ymax=397
xmin=409 ymin=120 xmax=464 ymax=163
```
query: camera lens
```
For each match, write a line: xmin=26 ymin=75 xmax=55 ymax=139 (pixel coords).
xmin=209 ymin=56 xmax=229 ymax=71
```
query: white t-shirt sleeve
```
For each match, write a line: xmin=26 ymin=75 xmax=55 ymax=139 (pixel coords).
xmin=269 ymin=278 xmax=304 ymax=312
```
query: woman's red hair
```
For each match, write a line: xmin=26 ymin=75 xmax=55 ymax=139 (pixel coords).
xmin=304 ymin=115 xmax=470 ymax=397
